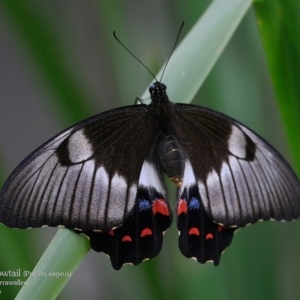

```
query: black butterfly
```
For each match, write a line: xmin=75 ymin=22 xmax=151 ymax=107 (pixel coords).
xmin=0 ymin=80 xmax=300 ymax=270
xmin=1 ymin=24 xmax=300 ymax=269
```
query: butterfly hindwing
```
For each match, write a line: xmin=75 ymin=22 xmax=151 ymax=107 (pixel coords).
xmin=174 ymin=103 xmax=300 ymax=228
xmin=177 ymin=160 xmax=236 ymax=265
xmin=86 ymin=160 xmax=172 ymax=270
xmin=0 ymin=105 xmax=157 ymax=232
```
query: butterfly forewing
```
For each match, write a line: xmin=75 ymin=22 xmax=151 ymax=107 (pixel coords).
xmin=0 ymin=105 xmax=159 ymax=232
xmin=174 ymin=103 xmax=300 ymax=228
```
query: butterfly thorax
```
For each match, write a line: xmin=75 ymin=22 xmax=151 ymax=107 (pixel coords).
xmin=149 ymin=81 xmax=169 ymax=103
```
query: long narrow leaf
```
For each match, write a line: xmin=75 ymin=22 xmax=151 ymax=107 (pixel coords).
xmin=142 ymin=0 xmax=252 ymax=102
xmin=254 ymin=0 xmax=300 ymax=174
xmin=15 ymin=229 xmax=90 ymax=300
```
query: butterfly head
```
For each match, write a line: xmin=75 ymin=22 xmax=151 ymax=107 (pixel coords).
xmin=149 ymin=82 xmax=169 ymax=103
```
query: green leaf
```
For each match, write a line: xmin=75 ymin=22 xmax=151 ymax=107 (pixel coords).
xmin=254 ymin=0 xmax=300 ymax=175
xmin=15 ymin=229 xmax=90 ymax=300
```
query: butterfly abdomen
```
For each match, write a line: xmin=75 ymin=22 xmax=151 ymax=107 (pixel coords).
xmin=158 ymin=135 xmax=185 ymax=187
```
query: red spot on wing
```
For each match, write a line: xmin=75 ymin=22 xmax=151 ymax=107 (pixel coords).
xmin=206 ymin=233 xmax=214 ymax=240
xmin=177 ymin=199 xmax=187 ymax=215
xmin=108 ymin=230 xmax=114 ymax=236
xmin=217 ymin=225 xmax=224 ymax=232
xmin=189 ymin=227 xmax=200 ymax=236
xmin=122 ymin=235 xmax=132 ymax=242
xmin=141 ymin=228 xmax=153 ymax=237
xmin=153 ymin=199 xmax=169 ymax=216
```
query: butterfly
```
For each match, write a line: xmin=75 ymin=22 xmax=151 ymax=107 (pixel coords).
xmin=1 ymin=26 xmax=300 ymax=270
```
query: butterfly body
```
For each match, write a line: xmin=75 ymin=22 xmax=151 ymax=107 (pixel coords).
xmin=0 ymin=81 xmax=300 ymax=270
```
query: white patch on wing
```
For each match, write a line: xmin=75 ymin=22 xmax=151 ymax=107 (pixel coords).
xmin=68 ymin=129 xmax=93 ymax=162
xmin=181 ymin=160 xmax=196 ymax=187
xmin=205 ymin=169 xmax=227 ymax=221
xmin=177 ymin=159 xmax=197 ymax=198
xmin=220 ymin=161 xmax=240 ymax=223
xmin=228 ymin=125 xmax=247 ymax=158
xmin=198 ymin=180 xmax=208 ymax=204
xmin=107 ymin=173 xmax=128 ymax=222
xmin=126 ymin=184 xmax=137 ymax=214
xmin=91 ymin=166 xmax=109 ymax=228
xmin=71 ymin=160 xmax=95 ymax=225
xmin=228 ymin=156 xmax=255 ymax=222
xmin=138 ymin=161 xmax=165 ymax=195
xmin=44 ymin=163 xmax=68 ymax=224
xmin=89 ymin=168 xmax=137 ymax=229
xmin=62 ymin=164 xmax=84 ymax=218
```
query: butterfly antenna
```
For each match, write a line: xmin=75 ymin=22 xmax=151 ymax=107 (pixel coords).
xmin=160 ymin=22 xmax=184 ymax=82
xmin=113 ymin=31 xmax=158 ymax=82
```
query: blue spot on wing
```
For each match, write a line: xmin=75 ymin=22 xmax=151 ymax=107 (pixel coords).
xmin=188 ymin=197 xmax=200 ymax=210
xmin=138 ymin=199 xmax=151 ymax=211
